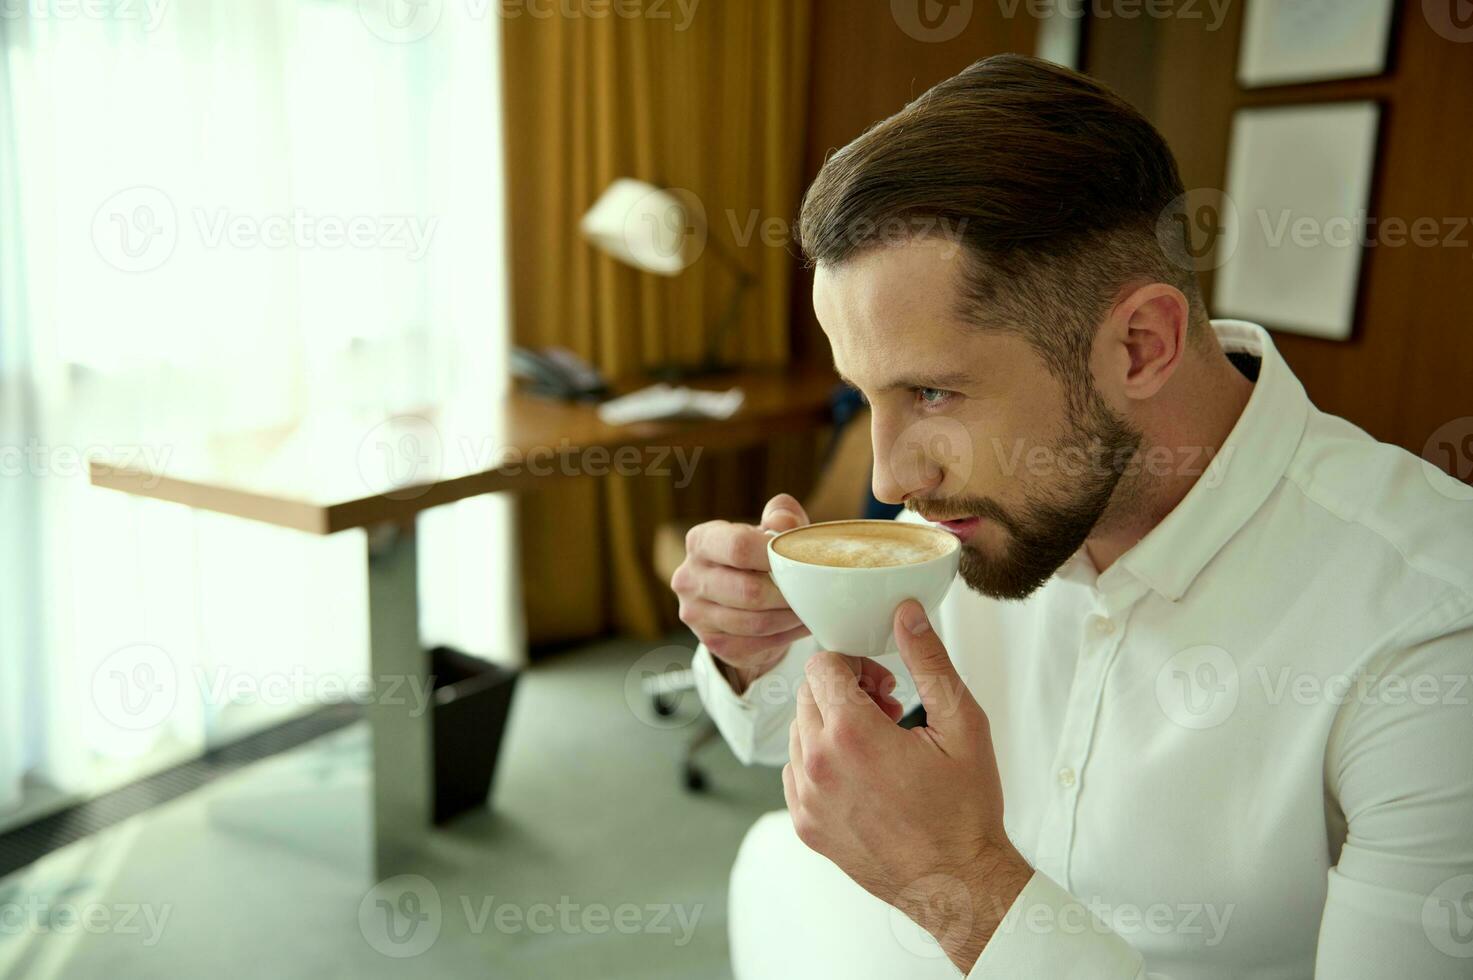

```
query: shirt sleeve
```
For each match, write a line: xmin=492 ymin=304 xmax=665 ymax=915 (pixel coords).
xmin=964 ymin=601 xmax=1473 ymax=978
xmin=1313 ymin=604 xmax=1473 ymax=978
xmin=692 ymin=638 xmax=920 ymax=767
xmin=967 ymin=870 xmax=1146 ymax=979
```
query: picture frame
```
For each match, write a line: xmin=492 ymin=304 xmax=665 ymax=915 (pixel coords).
xmin=1237 ymin=0 xmax=1397 ymax=88
xmin=1213 ymin=102 xmax=1382 ymax=341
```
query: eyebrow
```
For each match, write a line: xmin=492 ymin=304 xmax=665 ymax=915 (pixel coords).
xmin=833 ymin=366 xmax=976 ymax=394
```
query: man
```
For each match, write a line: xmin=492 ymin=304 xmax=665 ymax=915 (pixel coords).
xmin=671 ymin=55 xmax=1473 ymax=977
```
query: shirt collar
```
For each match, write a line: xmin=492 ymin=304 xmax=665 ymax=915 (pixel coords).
xmin=1102 ymin=319 xmax=1310 ymax=603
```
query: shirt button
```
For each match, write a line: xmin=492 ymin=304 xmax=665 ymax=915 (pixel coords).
xmin=1058 ymin=767 xmax=1076 ymax=787
xmin=1094 ymin=617 xmax=1116 ymax=636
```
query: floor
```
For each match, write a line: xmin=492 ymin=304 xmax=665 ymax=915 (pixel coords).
xmin=0 ymin=635 xmax=787 ymax=980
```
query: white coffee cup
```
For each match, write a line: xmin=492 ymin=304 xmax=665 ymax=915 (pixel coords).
xmin=767 ymin=519 xmax=960 ymax=657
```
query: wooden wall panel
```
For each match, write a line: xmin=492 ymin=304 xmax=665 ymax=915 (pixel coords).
xmin=791 ymin=1 xmax=1039 ymax=363
xmin=1088 ymin=0 xmax=1473 ymax=472
xmin=792 ymin=2 xmax=1470 ymax=480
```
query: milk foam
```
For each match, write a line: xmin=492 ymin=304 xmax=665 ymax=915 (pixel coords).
xmin=774 ymin=524 xmax=952 ymax=568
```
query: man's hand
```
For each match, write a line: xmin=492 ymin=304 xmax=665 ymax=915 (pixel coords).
xmin=782 ymin=599 xmax=1033 ymax=973
xmin=672 ymin=494 xmax=814 ymax=693
xmin=672 ymin=493 xmax=906 ymax=717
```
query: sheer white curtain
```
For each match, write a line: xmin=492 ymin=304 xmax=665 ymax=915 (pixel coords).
xmin=0 ymin=0 xmax=521 ymax=814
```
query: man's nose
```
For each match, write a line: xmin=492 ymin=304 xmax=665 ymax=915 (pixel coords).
xmin=870 ymin=413 xmax=944 ymax=505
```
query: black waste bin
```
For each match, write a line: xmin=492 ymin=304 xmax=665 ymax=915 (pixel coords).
xmin=429 ymin=646 xmax=519 ymax=824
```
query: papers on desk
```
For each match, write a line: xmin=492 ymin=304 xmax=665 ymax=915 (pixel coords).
xmin=596 ymin=384 xmax=745 ymax=426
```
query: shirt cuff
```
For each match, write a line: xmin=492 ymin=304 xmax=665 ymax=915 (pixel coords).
xmin=691 ymin=638 xmax=814 ymax=767
xmin=968 ymin=871 xmax=1145 ymax=979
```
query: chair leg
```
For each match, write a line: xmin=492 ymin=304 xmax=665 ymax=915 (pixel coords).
xmin=682 ymin=719 xmax=719 ymax=793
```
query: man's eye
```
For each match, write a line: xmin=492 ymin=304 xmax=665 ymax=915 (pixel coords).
xmin=916 ymin=387 xmax=950 ymax=407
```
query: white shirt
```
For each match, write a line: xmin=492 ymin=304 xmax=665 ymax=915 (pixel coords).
xmin=694 ymin=320 xmax=1473 ymax=978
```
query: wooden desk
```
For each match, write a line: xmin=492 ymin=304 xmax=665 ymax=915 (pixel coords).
xmin=88 ymin=368 xmax=837 ymax=877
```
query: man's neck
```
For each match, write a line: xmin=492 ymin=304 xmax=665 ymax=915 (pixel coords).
xmin=1084 ymin=343 xmax=1257 ymax=574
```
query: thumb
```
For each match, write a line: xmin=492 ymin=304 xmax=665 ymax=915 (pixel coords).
xmin=760 ymin=493 xmax=809 ymax=534
xmin=894 ymin=600 xmax=976 ymax=725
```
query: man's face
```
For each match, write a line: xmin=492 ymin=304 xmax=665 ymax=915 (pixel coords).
xmin=813 ymin=237 xmax=1141 ymax=599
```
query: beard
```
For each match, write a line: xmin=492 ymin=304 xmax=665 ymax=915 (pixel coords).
xmin=910 ymin=390 xmax=1142 ymax=601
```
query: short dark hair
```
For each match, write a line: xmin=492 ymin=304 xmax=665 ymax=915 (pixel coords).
xmin=798 ymin=54 xmax=1207 ymax=392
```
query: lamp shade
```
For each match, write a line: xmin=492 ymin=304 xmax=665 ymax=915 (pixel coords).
xmin=579 ymin=178 xmax=702 ymax=277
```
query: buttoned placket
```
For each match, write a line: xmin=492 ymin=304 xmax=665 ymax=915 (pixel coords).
xmin=1029 ymin=577 xmax=1147 ymax=888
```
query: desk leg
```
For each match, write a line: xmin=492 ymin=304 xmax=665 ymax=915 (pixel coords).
xmin=365 ymin=522 xmax=434 ymax=879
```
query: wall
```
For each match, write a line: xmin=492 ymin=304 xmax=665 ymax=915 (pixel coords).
xmin=790 ymin=0 xmax=1040 ymax=362
xmin=1086 ymin=0 xmax=1473 ymax=477
xmin=792 ymin=1 xmax=1470 ymax=484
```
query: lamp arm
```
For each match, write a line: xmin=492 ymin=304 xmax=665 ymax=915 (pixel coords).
xmin=703 ymin=272 xmax=753 ymax=369
xmin=700 ymin=229 xmax=753 ymax=283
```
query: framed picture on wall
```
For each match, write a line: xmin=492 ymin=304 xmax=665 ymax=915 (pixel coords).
xmin=1238 ymin=0 xmax=1397 ymax=88
xmin=1214 ymin=102 xmax=1381 ymax=342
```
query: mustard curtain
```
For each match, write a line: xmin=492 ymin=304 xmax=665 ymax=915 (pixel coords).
xmin=500 ymin=1 xmax=815 ymax=642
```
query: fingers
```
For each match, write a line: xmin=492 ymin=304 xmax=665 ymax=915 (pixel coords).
xmin=796 ymin=674 xmax=823 ymax=733
xmin=686 ymin=520 xmax=780 ymax=573
xmin=672 ymin=504 xmax=813 ymax=676
xmin=675 ymin=560 xmax=788 ymax=612
xmin=786 ymin=715 xmax=806 ymax=808
xmin=802 ymin=650 xmax=886 ymax=729
xmin=695 ymin=624 xmax=810 ymax=665
xmin=679 ymin=597 xmax=803 ymax=638
xmin=760 ymin=493 xmax=809 ymax=534
xmin=852 ymin=657 xmax=905 ymax=724
xmin=893 ymin=600 xmax=976 ymax=726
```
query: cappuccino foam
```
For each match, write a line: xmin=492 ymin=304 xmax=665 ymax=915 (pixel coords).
xmin=772 ymin=522 xmax=954 ymax=569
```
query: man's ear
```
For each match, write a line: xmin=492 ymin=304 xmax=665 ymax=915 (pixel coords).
xmin=1101 ymin=283 xmax=1190 ymax=401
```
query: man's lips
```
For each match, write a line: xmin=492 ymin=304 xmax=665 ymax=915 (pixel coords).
xmin=933 ymin=516 xmax=982 ymax=541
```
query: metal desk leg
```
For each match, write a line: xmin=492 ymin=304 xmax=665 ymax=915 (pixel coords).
xmin=365 ymin=522 xmax=433 ymax=879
